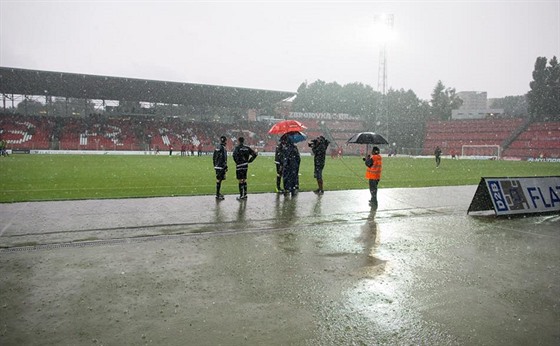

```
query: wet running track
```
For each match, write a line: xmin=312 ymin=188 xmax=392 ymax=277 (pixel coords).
xmin=0 ymin=186 xmax=559 ymax=345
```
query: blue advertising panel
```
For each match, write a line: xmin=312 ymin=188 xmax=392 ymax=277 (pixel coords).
xmin=483 ymin=177 xmax=560 ymax=215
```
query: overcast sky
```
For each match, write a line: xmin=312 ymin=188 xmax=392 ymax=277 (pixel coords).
xmin=1 ymin=0 xmax=558 ymax=101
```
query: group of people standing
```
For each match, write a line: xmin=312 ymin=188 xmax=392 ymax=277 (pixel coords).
xmin=213 ymin=134 xmax=331 ymax=201
xmin=274 ymin=133 xmax=331 ymax=197
xmin=180 ymin=143 xmax=203 ymax=156
xmin=212 ymin=134 xmax=383 ymax=210
xmin=213 ymin=136 xmax=258 ymax=201
xmin=273 ymin=133 xmax=302 ymax=196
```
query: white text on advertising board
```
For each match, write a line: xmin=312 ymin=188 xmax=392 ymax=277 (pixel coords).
xmin=487 ymin=177 xmax=560 ymax=215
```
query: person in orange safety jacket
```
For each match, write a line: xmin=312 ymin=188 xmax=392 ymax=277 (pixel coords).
xmin=364 ymin=146 xmax=382 ymax=208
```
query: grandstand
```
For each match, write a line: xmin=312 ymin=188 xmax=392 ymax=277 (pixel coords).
xmin=0 ymin=113 xmax=281 ymax=153
xmin=0 ymin=67 xmax=297 ymax=153
xmin=3 ymin=113 xmax=559 ymax=160
xmin=0 ymin=112 xmax=371 ymax=156
xmin=502 ymin=121 xmax=560 ymax=159
xmin=1 ymin=68 xmax=558 ymax=160
xmin=422 ymin=117 xmax=560 ymax=160
xmin=56 ymin=115 xmax=142 ymax=151
xmin=0 ymin=114 xmax=53 ymax=150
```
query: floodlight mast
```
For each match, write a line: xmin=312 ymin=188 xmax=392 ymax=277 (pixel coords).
xmin=374 ymin=14 xmax=394 ymax=144
xmin=374 ymin=14 xmax=394 ymax=95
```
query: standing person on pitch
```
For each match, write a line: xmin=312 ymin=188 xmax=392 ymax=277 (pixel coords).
xmin=282 ymin=136 xmax=301 ymax=197
xmin=274 ymin=136 xmax=286 ymax=193
xmin=213 ymin=136 xmax=228 ymax=200
xmin=435 ymin=146 xmax=442 ymax=168
xmin=364 ymin=146 xmax=383 ymax=209
xmin=232 ymin=137 xmax=258 ymax=200
xmin=308 ymin=135 xmax=330 ymax=194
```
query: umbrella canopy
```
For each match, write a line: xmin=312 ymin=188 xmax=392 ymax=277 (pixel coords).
xmin=286 ymin=131 xmax=307 ymax=144
xmin=268 ymin=120 xmax=307 ymax=135
xmin=347 ymin=132 xmax=388 ymax=145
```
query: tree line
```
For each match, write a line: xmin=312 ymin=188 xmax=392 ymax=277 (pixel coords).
xmin=291 ymin=55 xmax=559 ymax=150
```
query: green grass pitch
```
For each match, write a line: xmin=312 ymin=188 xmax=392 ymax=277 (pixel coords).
xmin=0 ymin=154 xmax=558 ymax=203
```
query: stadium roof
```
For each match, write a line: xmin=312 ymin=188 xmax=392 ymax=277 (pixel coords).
xmin=0 ymin=67 xmax=296 ymax=109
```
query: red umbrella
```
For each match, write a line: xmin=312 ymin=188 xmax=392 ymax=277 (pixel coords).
xmin=268 ymin=120 xmax=307 ymax=135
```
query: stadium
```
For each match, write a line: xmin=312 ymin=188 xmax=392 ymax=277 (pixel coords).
xmin=0 ymin=67 xmax=559 ymax=345
xmin=1 ymin=67 xmax=559 ymax=160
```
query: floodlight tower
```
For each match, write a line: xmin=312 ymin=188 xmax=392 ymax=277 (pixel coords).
xmin=373 ymin=13 xmax=394 ymax=144
xmin=374 ymin=14 xmax=394 ymax=95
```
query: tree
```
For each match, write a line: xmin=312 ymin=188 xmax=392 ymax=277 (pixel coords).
xmin=292 ymin=80 xmax=382 ymax=120
xmin=49 ymin=97 xmax=96 ymax=117
xmin=527 ymin=56 xmax=560 ymax=119
xmin=339 ymin=82 xmax=380 ymax=121
xmin=429 ymin=80 xmax=463 ymax=120
xmin=291 ymin=82 xmax=313 ymax=113
xmin=291 ymin=80 xmax=429 ymax=150
xmin=488 ymin=95 xmax=528 ymax=117
xmin=386 ymin=89 xmax=430 ymax=149
xmin=546 ymin=56 xmax=560 ymax=117
xmin=16 ymin=99 xmax=44 ymax=115
xmin=528 ymin=57 xmax=549 ymax=117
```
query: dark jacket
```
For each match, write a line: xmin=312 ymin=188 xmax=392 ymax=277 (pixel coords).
xmin=282 ymin=141 xmax=301 ymax=191
xmin=274 ymin=143 xmax=284 ymax=166
xmin=233 ymin=144 xmax=257 ymax=168
xmin=310 ymin=137 xmax=330 ymax=167
xmin=213 ymin=143 xmax=227 ymax=171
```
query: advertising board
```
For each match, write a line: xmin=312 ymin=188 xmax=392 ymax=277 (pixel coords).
xmin=468 ymin=176 xmax=560 ymax=216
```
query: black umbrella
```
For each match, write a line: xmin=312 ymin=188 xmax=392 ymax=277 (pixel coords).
xmin=347 ymin=132 xmax=388 ymax=145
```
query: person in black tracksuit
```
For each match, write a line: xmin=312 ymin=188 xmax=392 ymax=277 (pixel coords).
xmin=435 ymin=146 xmax=442 ymax=168
xmin=232 ymin=137 xmax=258 ymax=200
xmin=274 ymin=139 xmax=285 ymax=193
xmin=282 ymin=136 xmax=301 ymax=197
xmin=213 ymin=136 xmax=228 ymax=200
xmin=308 ymin=135 xmax=330 ymax=194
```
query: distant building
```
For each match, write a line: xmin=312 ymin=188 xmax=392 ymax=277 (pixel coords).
xmin=452 ymin=91 xmax=504 ymax=119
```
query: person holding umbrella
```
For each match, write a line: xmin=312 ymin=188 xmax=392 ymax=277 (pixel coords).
xmin=347 ymin=131 xmax=387 ymax=208
xmin=232 ymin=137 xmax=258 ymax=200
xmin=274 ymin=136 xmax=286 ymax=193
xmin=268 ymin=121 xmax=307 ymax=197
xmin=275 ymin=131 xmax=307 ymax=194
xmin=282 ymin=135 xmax=301 ymax=197
xmin=308 ymin=135 xmax=330 ymax=194
xmin=364 ymin=146 xmax=383 ymax=209
xmin=268 ymin=120 xmax=307 ymax=136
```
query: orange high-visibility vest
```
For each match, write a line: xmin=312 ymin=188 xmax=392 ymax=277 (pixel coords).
xmin=365 ymin=154 xmax=382 ymax=180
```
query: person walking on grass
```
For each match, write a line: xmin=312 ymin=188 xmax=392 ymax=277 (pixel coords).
xmin=435 ymin=146 xmax=442 ymax=168
xmin=364 ymin=146 xmax=383 ymax=209
xmin=233 ymin=137 xmax=258 ymax=200
xmin=213 ymin=136 xmax=228 ymax=200
xmin=308 ymin=135 xmax=330 ymax=194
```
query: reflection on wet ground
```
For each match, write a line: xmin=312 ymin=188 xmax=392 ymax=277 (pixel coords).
xmin=0 ymin=186 xmax=558 ymax=345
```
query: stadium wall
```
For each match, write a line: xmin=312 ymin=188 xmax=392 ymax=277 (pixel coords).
xmin=11 ymin=149 xmax=284 ymax=157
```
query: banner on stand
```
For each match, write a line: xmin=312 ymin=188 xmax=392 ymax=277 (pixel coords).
xmin=468 ymin=176 xmax=560 ymax=216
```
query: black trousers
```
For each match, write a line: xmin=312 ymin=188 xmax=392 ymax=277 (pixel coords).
xmin=369 ymin=179 xmax=379 ymax=204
